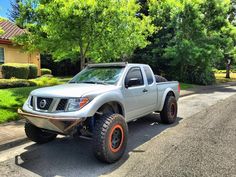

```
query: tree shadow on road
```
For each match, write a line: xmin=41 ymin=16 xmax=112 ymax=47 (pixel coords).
xmin=15 ymin=114 xmax=182 ymax=177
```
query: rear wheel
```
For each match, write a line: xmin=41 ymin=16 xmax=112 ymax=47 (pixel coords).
xmin=25 ymin=122 xmax=57 ymax=144
xmin=160 ymin=95 xmax=177 ymax=124
xmin=93 ymin=114 xmax=128 ymax=163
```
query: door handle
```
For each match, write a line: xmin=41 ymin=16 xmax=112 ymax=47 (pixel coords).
xmin=143 ymin=89 xmax=148 ymax=93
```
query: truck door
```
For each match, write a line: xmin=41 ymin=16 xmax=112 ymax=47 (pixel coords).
xmin=124 ymin=67 xmax=152 ymax=120
xmin=142 ymin=66 xmax=158 ymax=112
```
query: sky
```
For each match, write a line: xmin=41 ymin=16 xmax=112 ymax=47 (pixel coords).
xmin=0 ymin=0 xmax=11 ymax=19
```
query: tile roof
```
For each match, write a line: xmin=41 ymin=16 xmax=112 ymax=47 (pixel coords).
xmin=0 ymin=20 xmax=25 ymax=41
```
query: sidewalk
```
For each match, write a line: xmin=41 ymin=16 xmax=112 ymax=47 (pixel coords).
xmin=0 ymin=119 xmax=28 ymax=151
xmin=0 ymin=81 xmax=235 ymax=151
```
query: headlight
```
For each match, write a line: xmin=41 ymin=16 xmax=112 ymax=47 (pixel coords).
xmin=27 ymin=95 xmax=33 ymax=108
xmin=67 ymin=97 xmax=89 ymax=111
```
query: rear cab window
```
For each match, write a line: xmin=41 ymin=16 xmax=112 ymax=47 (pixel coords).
xmin=144 ymin=66 xmax=154 ymax=85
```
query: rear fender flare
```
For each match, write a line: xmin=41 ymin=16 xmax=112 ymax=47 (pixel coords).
xmin=159 ymin=88 xmax=175 ymax=111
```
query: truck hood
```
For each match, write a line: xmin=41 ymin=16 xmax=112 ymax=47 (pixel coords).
xmin=30 ymin=83 xmax=118 ymax=98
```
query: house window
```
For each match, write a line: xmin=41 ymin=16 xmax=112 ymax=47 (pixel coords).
xmin=0 ymin=48 xmax=4 ymax=63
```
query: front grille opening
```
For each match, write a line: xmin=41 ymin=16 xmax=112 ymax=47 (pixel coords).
xmin=56 ymin=99 xmax=68 ymax=111
xmin=37 ymin=97 xmax=53 ymax=110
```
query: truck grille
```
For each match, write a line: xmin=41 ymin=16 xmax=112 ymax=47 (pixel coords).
xmin=36 ymin=97 xmax=53 ymax=110
xmin=56 ymin=99 xmax=68 ymax=111
xmin=30 ymin=97 xmax=69 ymax=112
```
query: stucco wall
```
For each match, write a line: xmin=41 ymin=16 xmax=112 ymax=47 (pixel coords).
xmin=0 ymin=44 xmax=41 ymax=78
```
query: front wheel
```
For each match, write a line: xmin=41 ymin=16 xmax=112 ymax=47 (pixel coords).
xmin=93 ymin=114 xmax=128 ymax=163
xmin=25 ymin=122 xmax=57 ymax=144
xmin=160 ymin=95 xmax=177 ymax=124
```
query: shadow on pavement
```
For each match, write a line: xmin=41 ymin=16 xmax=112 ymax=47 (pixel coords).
xmin=15 ymin=114 xmax=182 ymax=177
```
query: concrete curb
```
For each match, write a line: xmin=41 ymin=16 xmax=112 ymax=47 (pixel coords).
xmin=0 ymin=137 xmax=29 ymax=152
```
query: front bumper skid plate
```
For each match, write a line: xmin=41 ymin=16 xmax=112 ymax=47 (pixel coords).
xmin=18 ymin=109 xmax=83 ymax=134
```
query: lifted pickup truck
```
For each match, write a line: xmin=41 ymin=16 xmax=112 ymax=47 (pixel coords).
xmin=18 ymin=63 xmax=180 ymax=163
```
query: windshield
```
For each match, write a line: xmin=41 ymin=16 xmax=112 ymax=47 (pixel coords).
xmin=69 ymin=66 xmax=125 ymax=85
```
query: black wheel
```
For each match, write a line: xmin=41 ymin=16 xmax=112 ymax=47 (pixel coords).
xmin=93 ymin=114 xmax=128 ymax=163
xmin=25 ymin=122 xmax=57 ymax=144
xmin=160 ymin=95 xmax=177 ymax=124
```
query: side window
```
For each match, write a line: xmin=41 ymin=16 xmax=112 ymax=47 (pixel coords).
xmin=125 ymin=67 xmax=144 ymax=87
xmin=0 ymin=48 xmax=4 ymax=63
xmin=144 ymin=66 xmax=154 ymax=85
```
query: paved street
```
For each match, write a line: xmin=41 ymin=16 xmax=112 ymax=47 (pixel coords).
xmin=0 ymin=85 xmax=235 ymax=177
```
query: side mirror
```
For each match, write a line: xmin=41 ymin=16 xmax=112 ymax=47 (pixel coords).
xmin=125 ymin=78 xmax=141 ymax=88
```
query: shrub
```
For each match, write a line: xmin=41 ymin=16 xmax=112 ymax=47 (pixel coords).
xmin=28 ymin=64 xmax=38 ymax=79
xmin=40 ymin=74 xmax=53 ymax=78
xmin=41 ymin=68 xmax=52 ymax=75
xmin=0 ymin=79 xmax=36 ymax=89
xmin=30 ymin=76 xmax=59 ymax=86
xmin=212 ymin=68 xmax=218 ymax=73
xmin=187 ymin=67 xmax=216 ymax=85
xmin=2 ymin=63 xmax=30 ymax=79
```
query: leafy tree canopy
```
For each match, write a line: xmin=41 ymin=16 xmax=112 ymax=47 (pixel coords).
xmin=0 ymin=18 xmax=5 ymax=35
xmin=8 ymin=0 xmax=23 ymax=27
xmin=15 ymin=0 xmax=155 ymax=68
xmin=132 ymin=0 xmax=236 ymax=85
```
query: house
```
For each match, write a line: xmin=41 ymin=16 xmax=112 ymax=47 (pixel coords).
xmin=0 ymin=20 xmax=41 ymax=78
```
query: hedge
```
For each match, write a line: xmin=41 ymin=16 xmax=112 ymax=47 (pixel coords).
xmin=31 ymin=76 xmax=60 ymax=86
xmin=1 ymin=63 xmax=38 ymax=79
xmin=0 ymin=76 xmax=60 ymax=89
xmin=2 ymin=63 xmax=30 ymax=79
xmin=28 ymin=64 xmax=38 ymax=79
xmin=0 ymin=79 xmax=37 ymax=89
xmin=41 ymin=68 xmax=52 ymax=75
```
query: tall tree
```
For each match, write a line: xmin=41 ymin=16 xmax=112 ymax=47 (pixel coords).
xmin=8 ymin=0 xmax=23 ymax=27
xmin=224 ymin=0 xmax=236 ymax=78
xmin=132 ymin=0 xmax=236 ymax=85
xmin=15 ymin=0 xmax=155 ymax=69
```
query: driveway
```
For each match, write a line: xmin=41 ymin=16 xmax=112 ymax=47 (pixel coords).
xmin=0 ymin=84 xmax=235 ymax=177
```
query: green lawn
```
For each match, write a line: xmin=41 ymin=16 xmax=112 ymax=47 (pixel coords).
xmin=0 ymin=86 xmax=39 ymax=123
xmin=215 ymin=73 xmax=236 ymax=83
xmin=0 ymin=77 xmax=72 ymax=123
xmin=180 ymin=82 xmax=194 ymax=90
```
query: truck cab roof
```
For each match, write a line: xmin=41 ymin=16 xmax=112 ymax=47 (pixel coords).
xmin=87 ymin=62 xmax=149 ymax=68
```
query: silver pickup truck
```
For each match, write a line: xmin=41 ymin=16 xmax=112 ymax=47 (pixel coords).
xmin=18 ymin=63 xmax=180 ymax=163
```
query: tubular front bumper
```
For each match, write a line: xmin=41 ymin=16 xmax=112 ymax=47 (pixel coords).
xmin=18 ymin=109 xmax=84 ymax=134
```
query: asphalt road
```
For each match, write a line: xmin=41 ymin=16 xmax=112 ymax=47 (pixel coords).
xmin=0 ymin=86 xmax=235 ymax=177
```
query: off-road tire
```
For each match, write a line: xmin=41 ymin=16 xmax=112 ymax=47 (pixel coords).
xmin=160 ymin=96 xmax=177 ymax=124
xmin=93 ymin=114 xmax=128 ymax=163
xmin=25 ymin=122 xmax=57 ymax=144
